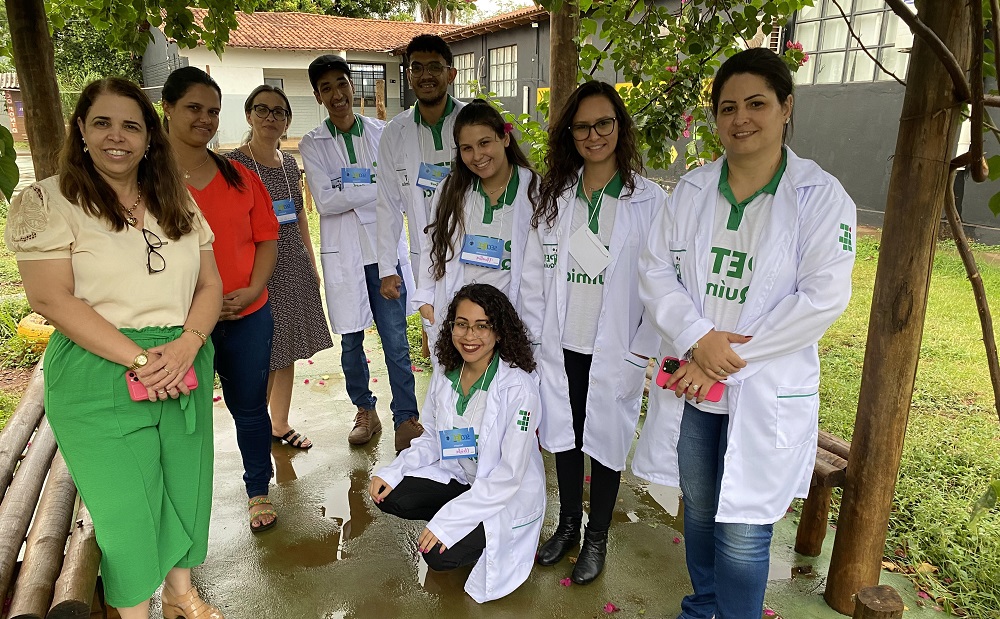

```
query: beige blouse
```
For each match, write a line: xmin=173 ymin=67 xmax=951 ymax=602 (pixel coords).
xmin=4 ymin=176 xmax=215 ymax=329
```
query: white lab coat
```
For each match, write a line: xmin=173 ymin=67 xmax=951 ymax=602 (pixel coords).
xmin=632 ymin=149 xmax=856 ymax=524
xmin=376 ymin=99 xmax=466 ymax=285
xmin=300 ymin=115 xmax=415 ymax=334
xmin=522 ymin=173 xmax=664 ymax=471
xmin=411 ymin=165 xmax=538 ymax=353
xmin=375 ymin=359 xmax=546 ymax=603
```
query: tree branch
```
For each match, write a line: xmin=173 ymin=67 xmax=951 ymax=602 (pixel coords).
xmin=587 ymin=0 xmax=645 ymax=77
xmin=990 ymin=0 xmax=1000 ymax=83
xmin=884 ymin=0 xmax=971 ymax=102
xmin=943 ymin=169 xmax=1000 ymax=423
xmin=830 ymin=0 xmax=905 ymax=87
xmin=971 ymin=0 xmax=987 ymax=182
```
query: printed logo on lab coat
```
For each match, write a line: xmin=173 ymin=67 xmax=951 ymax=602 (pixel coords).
xmin=516 ymin=409 xmax=531 ymax=431
xmin=706 ymin=245 xmax=753 ymax=305
xmin=838 ymin=223 xmax=854 ymax=252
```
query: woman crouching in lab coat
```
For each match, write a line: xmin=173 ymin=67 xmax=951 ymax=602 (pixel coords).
xmin=370 ymin=283 xmax=545 ymax=603
xmin=634 ymin=48 xmax=856 ymax=619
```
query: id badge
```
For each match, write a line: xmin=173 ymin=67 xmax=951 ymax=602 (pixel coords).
xmin=416 ymin=162 xmax=450 ymax=191
xmin=440 ymin=427 xmax=477 ymax=460
xmin=569 ymin=225 xmax=611 ymax=278
xmin=342 ymin=167 xmax=372 ymax=185
xmin=272 ymin=198 xmax=297 ymax=225
xmin=459 ymin=234 xmax=503 ymax=269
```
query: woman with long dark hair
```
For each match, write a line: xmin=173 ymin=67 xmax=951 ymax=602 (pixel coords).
xmin=162 ymin=66 xmax=281 ymax=533
xmin=369 ymin=283 xmax=545 ymax=603
xmin=414 ymin=99 xmax=541 ymax=356
xmin=524 ymin=81 xmax=664 ymax=585
xmin=6 ymin=78 xmax=223 ymax=618
xmin=635 ymin=48 xmax=855 ymax=618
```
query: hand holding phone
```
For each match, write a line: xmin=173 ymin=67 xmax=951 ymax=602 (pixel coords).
xmin=126 ymin=367 xmax=198 ymax=402
xmin=655 ymin=356 xmax=725 ymax=402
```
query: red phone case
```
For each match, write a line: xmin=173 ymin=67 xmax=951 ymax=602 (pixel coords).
xmin=126 ymin=367 xmax=198 ymax=401
xmin=655 ymin=356 xmax=725 ymax=402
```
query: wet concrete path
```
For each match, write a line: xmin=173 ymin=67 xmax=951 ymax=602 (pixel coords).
xmin=173 ymin=335 xmax=933 ymax=619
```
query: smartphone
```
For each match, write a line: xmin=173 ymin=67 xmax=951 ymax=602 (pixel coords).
xmin=126 ymin=367 xmax=198 ymax=402
xmin=655 ymin=356 xmax=725 ymax=402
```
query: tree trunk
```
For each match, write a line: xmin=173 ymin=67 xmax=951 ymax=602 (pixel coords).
xmin=852 ymin=585 xmax=904 ymax=619
xmin=47 ymin=501 xmax=101 ymax=619
xmin=548 ymin=1 xmax=580 ymax=120
xmin=825 ymin=0 xmax=973 ymax=613
xmin=5 ymin=0 xmax=64 ymax=179
xmin=0 ymin=363 xmax=45 ymax=498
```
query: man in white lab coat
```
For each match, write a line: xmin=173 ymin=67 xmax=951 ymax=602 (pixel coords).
xmin=300 ymin=55 xmax=422 ymax=451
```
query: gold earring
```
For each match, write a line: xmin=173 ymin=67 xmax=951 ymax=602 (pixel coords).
xmin=81 ymin=138 xmax=88 ymax=153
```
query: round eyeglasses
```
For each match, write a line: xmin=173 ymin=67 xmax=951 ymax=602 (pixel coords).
xmin=408 ymin=62 xmax=450 ymax=77
xmin=569 ymin=117 xmax=617 ymax=141
xmin=252 ymin=104 xmax=289 ymax=122
xmin=450 ymin=321 xmax=493 ymax=338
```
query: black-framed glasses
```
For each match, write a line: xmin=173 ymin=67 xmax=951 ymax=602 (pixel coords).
xmin=408 ymin=62 xmax=450 ymax=77
xmin=450 ymin=321 xmax=493 ymax=338
xmin=252 ymin=104 xmax=289 ymax=122
xmin=569 ymin=117 xmax=617 ymax=141
xmin=143 ymin=228 xmax=167 ymax=274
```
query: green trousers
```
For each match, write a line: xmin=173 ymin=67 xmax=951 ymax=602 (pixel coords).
xmin=44 ymin=327 xmax=215 ymax=608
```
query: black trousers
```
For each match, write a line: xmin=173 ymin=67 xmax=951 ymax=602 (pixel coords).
xmin=553 ymin=348 xmax=622 ymax=532
xmin=376 ymin=475 xmax=487 ymax=571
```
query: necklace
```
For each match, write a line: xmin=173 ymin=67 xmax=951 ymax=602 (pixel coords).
xmin=122 ymin=189 xmax=141 ymax=227
xmin=183 ymin=154 xmax=211 ymax=179
xmin=481 ymin=164 xmax=514 ymax=198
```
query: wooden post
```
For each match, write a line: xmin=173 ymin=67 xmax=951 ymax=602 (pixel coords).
xmin=825 ymin=0 xmax=973 ymax=613
xmin=795 ymin=485 xmax=833 ymax=557
xmin=548 ymin=0 xmax=580 ymax=120
xmin=47 ymin=501 xmax=101 ymax=619
xmin=0 ymin=363 xmax=45 ymax=497
xmin=375 ymin=79 xmax=386 ymax=120
xmin=8 ymin=454 xmax=78 ymax=619
xmin=0 ymin=419 xmax=59 ymax=600
xmin=852 ymin=585 xmax=904 ymax=619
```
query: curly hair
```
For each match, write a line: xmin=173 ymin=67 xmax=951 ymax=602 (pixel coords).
xmin=534 ymin=81 xmax=643 ymax=229
xmin=434 ymin=283 xmax=536 ymax=374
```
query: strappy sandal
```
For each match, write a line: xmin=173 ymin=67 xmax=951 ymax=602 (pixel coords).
xmin=248 ymin=496 xmax=277 ymax=533
xmin=161 ymin=585 xmax=224 ymax=619
xmin=272 ymin=428 xmax=313 ymax=449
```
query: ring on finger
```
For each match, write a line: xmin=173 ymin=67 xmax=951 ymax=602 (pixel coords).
xmin=163 ymin=367 xmax=172 ymax=373
xmin=717 ymin=368 xmax=727 ymax=375
xmin=691 ymin=384 xmax=701 ymax=391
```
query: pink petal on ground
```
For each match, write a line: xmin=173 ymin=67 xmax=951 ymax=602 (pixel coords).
xmin=918 ymin=591 xmax=931 ymax=599
xmin=366 ymin=358 xmax=372 ymax=363
xmin=372 ymin=378 xmax=378 ymax=383
xmin=213 ymin=396 xmax=222 ymax=402
xmin=673 ymin=537 xmax=681 ymax=544
xmin=304 ymin=379 xmax=310 ymax=384
xmin=559 ymin=577 xmax=572 ymax=587
xmin=603 ymin=602 xmax=619 ymax=613
xmin=585 ymin=475 xmax=592 ymax=483
xmin=787 ymin=507 xmax=794 ymax=513
xmin=307 ymin=360 xmax=314 ymax=364
xmin=317 ymin=381 xmax=325 ymax=386
xmin=764 ymin=610 xmax=776 ymax=617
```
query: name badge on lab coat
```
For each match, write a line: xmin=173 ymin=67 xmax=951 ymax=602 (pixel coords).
xmin=440 ymin=428 xmax=477 ymax=459
xmin=416 ymin=162 xmax=449 ymax=191
xmin=272 ymin=198 xmax=297 ymax=225
xmin=342 ymin=167 xmax=372 ymax=185
xmin=459 ymin=234 xmax=503 ymax=269
xmin=568 ymin=225 xmax=610 ymax=278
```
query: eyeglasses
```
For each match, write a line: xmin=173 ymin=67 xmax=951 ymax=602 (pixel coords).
xmin=450 ymin=321 xmax=493 ymax=338
xmin=408 ymin=62 xmax=450 ymax=77
xmin=143 ymin=228 xmax=167 ymax=274
xmin=569 ymin=117 xmax=617 ymax=141
xmin=252 ymin=104 xmax=290 ymax=122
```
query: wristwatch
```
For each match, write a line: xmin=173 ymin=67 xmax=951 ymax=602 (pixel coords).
xmin=130 ymin=350 xmax=150 ymax=371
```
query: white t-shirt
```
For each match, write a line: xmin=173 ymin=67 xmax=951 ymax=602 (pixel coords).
xmin=461 ymin=173 xmax=518 ymax=293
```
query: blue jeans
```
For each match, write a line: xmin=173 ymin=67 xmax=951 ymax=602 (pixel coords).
xmin=677 ymin=402 xmax=773 ymax=619
xmin=341 ymin=263 xmax=418 ymax=429
xmin=212 ymin=301 xmax=273 ymax=498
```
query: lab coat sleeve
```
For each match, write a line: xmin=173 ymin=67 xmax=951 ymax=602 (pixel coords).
xmin=375 ymin=420 xmax=442 ymax=491
xmin=426 ymin=380 xmax=542 ymax=548
xmin=410 ymin=188 xmax=442 ymax=309
xmin=300 ymin=133 xmax=377 ymax=217
xmin=517 ymin=226 xmax=545 ymax=346
xmin=638 ymin=192 xmax=715 ymax=357
xmin=732 ymin=182 xmax=856 ymax=363
xmin=377 ymin=131 xmax=407 ymax=278
xmin=629 ymin=311 xmax=661 ymax=360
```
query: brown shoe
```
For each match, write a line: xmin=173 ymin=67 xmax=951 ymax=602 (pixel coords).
xmin=162 ymin=585 xmax=224 ymax=619
xmin=395 ymin=417 xmax=425 ymax=451
xmin=348 ymin=407 xmax=382 ymax=445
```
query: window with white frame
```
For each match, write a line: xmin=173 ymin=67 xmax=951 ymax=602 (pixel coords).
xmin=793 ymin=0 xmax=912 ymax=85
xmin=348 ymin=62 xmax=386 ymax=107
xmin=488 ymin=45 xmax=517 ymax=97
xmin=453 ymin=53 xmax=476 ymax=99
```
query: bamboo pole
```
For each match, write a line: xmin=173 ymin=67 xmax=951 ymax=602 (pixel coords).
xmin=47 ymin=501 xmax=101 ymax=619
xmin=8 ymin=453 xmax=77 ymax=619
xmin=0 ymin=418 xmax=58 ymax=601
xmin=375 ymin=79 xmax=386 ymax=121
xmin=0 ymin=363 xmax=46 ymax=496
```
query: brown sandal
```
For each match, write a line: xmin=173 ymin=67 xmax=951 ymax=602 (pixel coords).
xmin=162 ymin=585 xmax=224 ymax=619
xmin=248 ymin=496 xmax=277 ymax=533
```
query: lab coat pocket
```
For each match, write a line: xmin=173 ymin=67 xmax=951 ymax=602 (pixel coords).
xmin=509 ymin=509 xmax=544 ymax=551
xmin=616 ymin=354 xmax=649 ymax=400
xmin=774 ymin=385 xmax=820 ymax=449
xmin=320 ymin=250 xmax=345 ymax=285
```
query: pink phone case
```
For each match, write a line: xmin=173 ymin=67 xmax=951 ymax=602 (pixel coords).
xmin=655 ymin=356 xmax=725 ymax=402
xmin=126 ymin=367 xmax=198 ymax=401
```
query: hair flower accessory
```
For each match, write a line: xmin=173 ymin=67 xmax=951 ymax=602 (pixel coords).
xmin=503 ymin=122 xmax=514 ymax=135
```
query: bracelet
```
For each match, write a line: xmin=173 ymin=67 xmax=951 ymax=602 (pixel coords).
xmin=183 ymin=328 xmax=209 ymax=347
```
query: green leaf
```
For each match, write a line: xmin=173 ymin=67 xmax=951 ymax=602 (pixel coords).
xmin=969 ymin=480 xmax=1000 ymax=530
xmin=0 ymin=126 xmax=19 ymax=202
xmin=990 ymin=192 xmax=1000 ymax=217
xmin=987 ymin=155 xmax=1000 ymax=181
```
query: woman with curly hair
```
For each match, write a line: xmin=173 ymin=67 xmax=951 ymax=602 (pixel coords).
xmin=414 ymin=100 xmax=540 ymax=356
xmin=523 ymin=80 xmax=664 ymax=584
xmin=369 ymin=283 xmax=545 ymax=603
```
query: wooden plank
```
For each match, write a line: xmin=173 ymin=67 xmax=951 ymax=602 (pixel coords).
xmin=795 ymin=485 xmax=833 ymax=557
xmin=47 ymin=501 xmax=100 ymax=619
xmin=812 ymin=456 xmax=847 ymax=488
xmin=818 ymin=430 xmax=851 ymax=460
xmin=0 ymin=364 xmax=45 ymax=497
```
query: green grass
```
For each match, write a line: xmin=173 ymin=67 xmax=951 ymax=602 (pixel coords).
xmin=820 ymin=236 xmax=1000 ymax=617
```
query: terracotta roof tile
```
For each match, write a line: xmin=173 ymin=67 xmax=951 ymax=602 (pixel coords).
xmin=187 ymin=9 xmax=462 ymax=52
xmin=442 ymin=6 xmax=548 ymax=42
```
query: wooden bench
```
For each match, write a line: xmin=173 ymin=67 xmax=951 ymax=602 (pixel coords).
xmin=0 ymin=363 xmax=104 ymax=619
xmin=795 ymin=429 xmax=851 ymax=557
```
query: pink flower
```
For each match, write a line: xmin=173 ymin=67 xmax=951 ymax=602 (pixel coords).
xmin=786 ymin=41 xmax=803 ymax=51
xmin=318 ymin=380 xmax=325 ymax=386
xmin=667 ymin=66 xmax=678 ymax=73
xmin=684 ymin=114 xmax=693 ymax=127
xmin=603 ymin=602 xmax=619 ymax=613
xmin=764 ymin=610 xmax=776 ymax=617
xmin=801 ymin=54 xmax=810 ymax=65
xmin=585 ymin=475 xmax=592 ymax=483
xmin=372 ymin=378 xmax=378 ymax=383
xmin=560 ymin=577 xmax=572 ymax=587
xmin=673 ymin=537 xmax=681 ymax=544
xmin=504 ymin=122 xmax=514 ymax=134
xmin=213 ymin=396 xmax=222 ymax=402
xmin=307 ymin=360 xmax=314 ymax=364
xmin=304 ymin=379 xmax=310 ymax=384
xmin=682 ymin=129 xmax=690 ymax=139
xmin=366 ymin=358 xmax=371 ymax=363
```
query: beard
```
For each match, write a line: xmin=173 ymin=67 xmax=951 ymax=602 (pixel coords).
xmin=415 ymin=91 xmax=446 ymax=107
